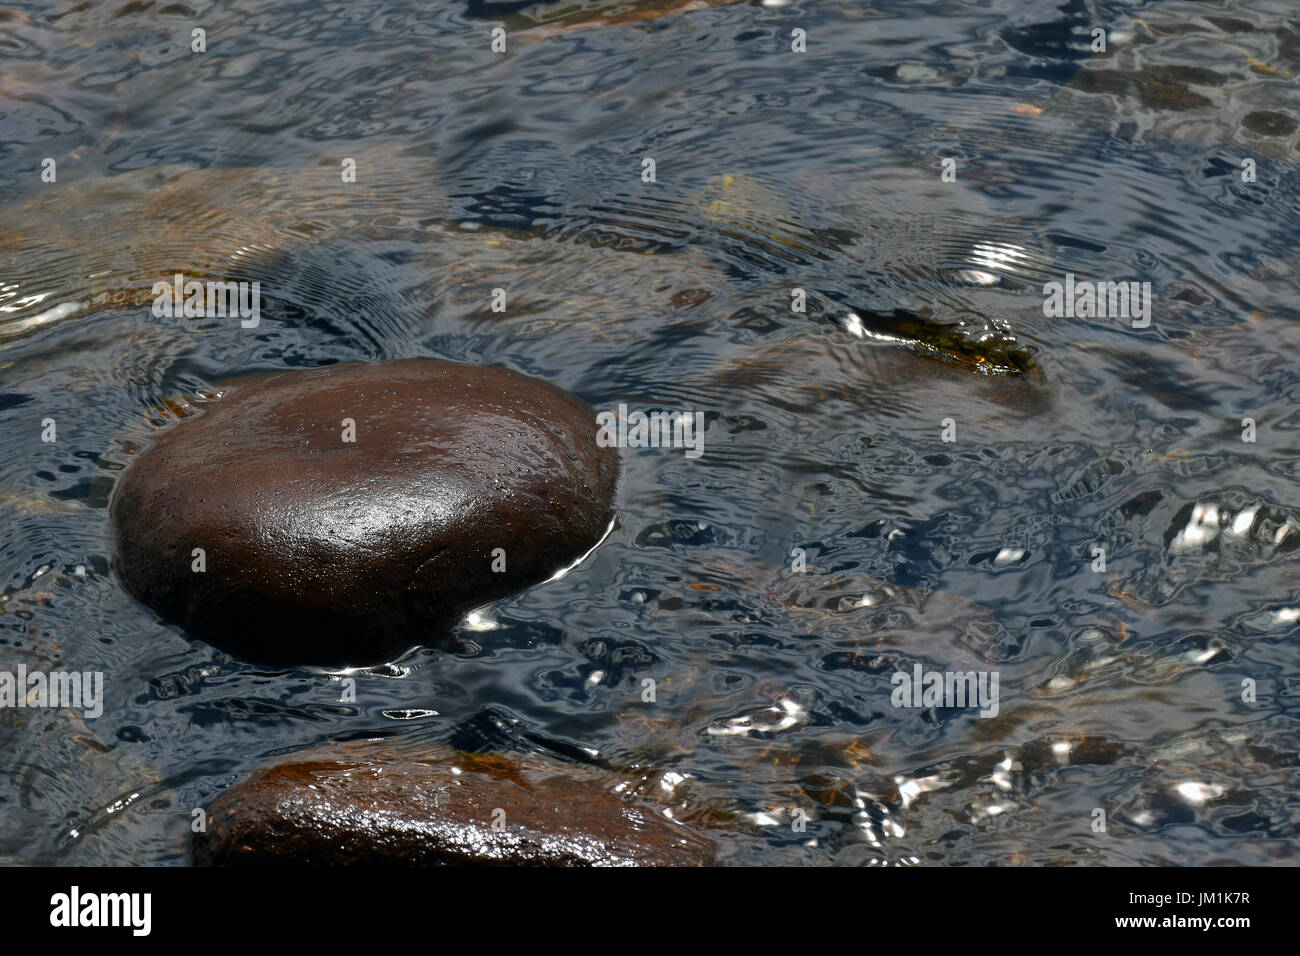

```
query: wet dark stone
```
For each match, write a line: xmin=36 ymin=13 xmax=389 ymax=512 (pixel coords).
xmin=111 ymin=359 xmax=618 ymax=666
xmin=191 ymin=740 xmax=716 ymax=867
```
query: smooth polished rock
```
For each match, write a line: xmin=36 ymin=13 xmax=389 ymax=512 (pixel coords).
xmin=111 ymin=359 xmax=618 ymax=666
xmin=191 ymin=740 xmax=717 ymax=867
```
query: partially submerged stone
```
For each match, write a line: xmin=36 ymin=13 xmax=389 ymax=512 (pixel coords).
xmin=111 ymin=359 xmax=618 ymax=666
xmin=192 ymin=740 xmax=716 ymax=866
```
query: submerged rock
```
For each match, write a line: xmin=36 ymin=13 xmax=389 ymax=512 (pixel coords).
xmin=0 ymin=142 xmax=445 ymax=344
xmin=0 ymin=632 xmax=179 ymax=865
xmin=111 ymin=359 xmax=618 ymax=666
xmin=504 ymin=0 xmax=743 ymax=42
xmin=1045 ymin=6 xmax=1300 ymax=159
xmin=192 ymin=740 xmax=716 ymax=866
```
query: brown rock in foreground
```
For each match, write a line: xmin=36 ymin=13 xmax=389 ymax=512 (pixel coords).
xmin=111 ymin=359 xmax=618 ymax=666
xmin=192 ymin=741 xmax=716 ymax=867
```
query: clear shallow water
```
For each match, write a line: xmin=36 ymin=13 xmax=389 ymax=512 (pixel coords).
xmin=1 ymin=0 xmax=1298 ymax=865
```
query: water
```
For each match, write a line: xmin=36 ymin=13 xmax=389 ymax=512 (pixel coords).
xmin=1 ymin=0 xmax=1298 ymax=865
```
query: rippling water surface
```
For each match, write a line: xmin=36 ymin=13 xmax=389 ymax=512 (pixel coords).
xmin=1 ymin=0 xmax=1298 ymax=865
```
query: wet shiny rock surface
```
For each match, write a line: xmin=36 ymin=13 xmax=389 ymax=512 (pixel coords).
xmin=111 ymin=359 xmax=618 ymax=666
xmin=192 ymin=739 xmax=716 ymax=867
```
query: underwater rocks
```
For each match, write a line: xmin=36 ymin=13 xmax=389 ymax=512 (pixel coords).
xmin=506 ymin=0 xmax=743 ymax=42
xmin=0 ymin=143 xmax=447 ymax=342
xmin=192 ymin=741 xmax=716 ymax=867
xmin=111 ymin=359 xmax=618 ymax=666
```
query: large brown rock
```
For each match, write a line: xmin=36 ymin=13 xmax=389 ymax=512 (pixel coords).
xmin=192 ymin=741 xmax=716 ymax=867
xmin=111 ymin=359 xmax=618 ymax=666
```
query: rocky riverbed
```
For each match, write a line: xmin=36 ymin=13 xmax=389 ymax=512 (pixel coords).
xmin=1 ymin=0 xmax=1298 ymax=867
